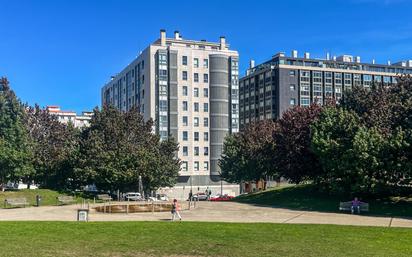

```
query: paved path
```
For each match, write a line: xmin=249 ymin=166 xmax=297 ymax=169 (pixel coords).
xmin=0 ymin=201 xmax=411 ymax=228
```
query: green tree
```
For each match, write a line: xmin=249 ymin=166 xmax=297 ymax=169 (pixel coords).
xmin=0 ymin=77 xmax=33 ymax=188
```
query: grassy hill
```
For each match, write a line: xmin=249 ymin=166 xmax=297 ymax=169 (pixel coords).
xmin=0 ymin=189 xmax=83 ymax=208
xmin=234 ymin=184 xmax=412 ymax=217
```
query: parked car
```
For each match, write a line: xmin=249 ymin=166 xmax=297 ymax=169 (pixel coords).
xmin=124 ymin=192 xmax=143 ymax=201
xmin=192 ymin=192 xmax=208 ymax=201
xmin=210 ymin=194 xmax=234 ymax=201
xmin=148 ymin=194 xmax=169 ymax=202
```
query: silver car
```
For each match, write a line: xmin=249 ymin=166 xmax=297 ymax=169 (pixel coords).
xmin=124 ymin=192 xmax=143 ymax=201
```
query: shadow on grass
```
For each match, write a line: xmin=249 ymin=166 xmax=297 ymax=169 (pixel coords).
xmin=234 ymin=184 xmax=412 ymax=218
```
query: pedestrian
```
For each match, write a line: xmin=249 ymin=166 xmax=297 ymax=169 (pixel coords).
xmin=171 ymin=199 xmax=182 ymax=221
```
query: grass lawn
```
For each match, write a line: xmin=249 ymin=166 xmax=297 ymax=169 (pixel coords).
xmin=0 ymin=221 xmax=410 ymax=257
xmin=0 ymin=189 xmax=84 ymax=208
xmin=235 ymin=185 xmax=412 ymax=217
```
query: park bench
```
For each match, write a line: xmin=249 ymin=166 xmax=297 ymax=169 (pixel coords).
xmin=339 ymin=201 xmax=369 ymax=213
xmin=4 ymin=197 xmax=29 ymax=208
xmin=97 ymin=194 xmax=112 ymax=202
xmin=56 ymin=195 xmax=75 ymax=205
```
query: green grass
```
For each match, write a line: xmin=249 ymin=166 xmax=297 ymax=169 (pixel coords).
xmin=0 ymin=189 xmax=84 ymax=208
xmin=0 ymin=221 xmax=410 ymax=257
xmin=235 ymin=185 xmax=412 ymax=217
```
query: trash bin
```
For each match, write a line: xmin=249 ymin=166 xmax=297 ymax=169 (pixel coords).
xmin=36 ymin=195 xmax=42 ymax=207
xmin=77 ymin=208 xmax=89 ymax=222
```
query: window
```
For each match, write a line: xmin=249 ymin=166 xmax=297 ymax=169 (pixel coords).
xmin=203 ymin=117 xmax=209 ymax=127
xmin=194 ymin=88 xmax=199 ymax=97
xmin=204 ymin=147 xmax=209 ymax=156
xmin=300 ymin=98 xmax=310 ymax=106
xmin=182 ymin=71 xmax=188 ymax=81
xmin=290 ymin=98 xmax=296 ymax=106
xmin=182 ymin=56 xmax=188 ymax=65
xmin=194 ymin=147 xmax=199 ymax=156
xmin=183 ymin=146 xmax=188 ymax=156
xmin=194 ymin=102 xmax=199 ymax=112
xmin=203 ymin=88 xmax=209 ymax=97
xmin=289 ymin=70 xmax=296 ymax=76
xmin=194 ymin=161 xmax=199 ymax=171
xmin=141 ymin=60 xmax=144 ymax=70
xmin=290 ymin=84 xmax=296 ymax=91
xmin=159 ymin=100 xmax=167 ymax=112
xmin=194 ymin=73 xmax=199 ymax=82
xmin=203 ymin=74 xmax=209 ymax=83
xmin=194 ymin=132 xmax=199 ymax=141
xmin=183 ymin=101 xmax=188 ymax=111
xmin=182 ymin=131 xmax=188 ymax=141
xmin=194 ymin=58 xmax=199 ymax=68
xmin=204 ymin=132 xmax=209 ymax=141
xmin=203 ymin=59 xmax=208 ymax=68
xmin=183 ymin=86 xmax=188 ymax=96
xmin=194 ymin=117 xmax=199 ymax=127
xmin=203 ymin=103 xmax=209 ymax=112
xmin=182 ymin=162 xmax=188 ymax=171
xmin=203 ymin=161 xmax=209 ymax=171
xmin=182 ymin=116 xmax=188 ymax=126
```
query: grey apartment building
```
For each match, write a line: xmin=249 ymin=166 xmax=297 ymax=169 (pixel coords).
xmin=239 ymin=51 xmax=412 ymax=128
xmin=101 ymin=30 xmax=240 ymax=197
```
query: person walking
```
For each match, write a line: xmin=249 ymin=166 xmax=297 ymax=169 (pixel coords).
xmin=171 ymin=199 xmax=182 ymax=221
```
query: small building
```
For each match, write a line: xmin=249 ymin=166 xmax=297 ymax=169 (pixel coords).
xmin=46 ymin=106 xmax=92 ymax=128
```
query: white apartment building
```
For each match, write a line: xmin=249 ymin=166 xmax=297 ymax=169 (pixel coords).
xmin=101 ymin=30 xmax=240 ymax=198
xmin=47 ymin=106 xmax=92 ymax=128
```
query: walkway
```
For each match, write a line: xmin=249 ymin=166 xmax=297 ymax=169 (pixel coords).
xmin=0 ymin=201 xmax=411 ymax=228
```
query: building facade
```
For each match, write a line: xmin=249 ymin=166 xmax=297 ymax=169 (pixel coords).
xmin=47 ymin=106 xmax=93 ymax=128
xmin=239 ymin=51 xmax=412 ymax=128
xmin=101 ymin=30 xmax=240 ymax=197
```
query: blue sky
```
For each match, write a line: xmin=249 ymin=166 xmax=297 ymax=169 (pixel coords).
xmin=1 ymin=0 xmax=412 ymax=112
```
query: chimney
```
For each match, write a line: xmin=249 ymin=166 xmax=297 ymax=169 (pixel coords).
xmin=408 ymin=60 xmax=412 ymax=67
xmin=219 ymin=36 xmax=226 ymax=50
xmin=372 ymin=59 xmax=375 ymax=64
xmin=250 ymin=59 xmax=255 ymax=69
xmin=326 ymin=52 xmax=330 ymax=61
xmin=304 ymin=52 xmax=310 ymax=59
xmin=292 ymin=50 xmax=298 ymax=58
xmin=387 ymin=60 xmax=391 ymax=65
xmin=174 ymin=30 xmax=181 ymax=40
xmin=160 ymin=29 xmax=166 ymax=46
xmin=355 ymin=56 xmax=361 ymax=63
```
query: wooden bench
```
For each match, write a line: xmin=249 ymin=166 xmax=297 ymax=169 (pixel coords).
xmin=97 ymin=194 xmax=112 ymax=202
xmin=4 ymin=198 xmax=29 ymax=208
xmin=56 ymin=195 xmax=75 ymax=205
xmin=339 ymin=201 xmax=369 ymax=213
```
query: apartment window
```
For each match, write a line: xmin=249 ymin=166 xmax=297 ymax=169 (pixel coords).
xmin=203 ymin=103 xmax=209 ymax=112
xmin=290 ymin=98 xmax=296 ymax=106
xmin=182 ymin=56 xmax=188 ymax=65
xmin=194 ymin=73 xmax=199 ymax=82
xmin=183 ymin=86 xmax=188 ymax=96
xmin=141 ymin=60 xmax=144 ymax=70
xmin=203 ymin=59 xmax=208 ymax=68
xmin=204 ymin=147 xmax=209 ymax=156
xmin=194 ymin=147 xmax=199 ymax=156
xmin=203 ymin=161 xmax=209 ymax=171
xmin=300 ymin=98 xmax=310 ymax=106
xmin=183 ymin=101 xmax=188 ymax=111
xmin=159 ymin=100 xmax=168 ymax=112
xmin=289 ymin=70 xmax=296 ymax=76
xmin=194 ymin=117 xmax=199 ymax=127
xmin=183 ymin=146 xmax=188 ymax=156
xmin=203 ymin=117 xmax=209 ymax=127
xmin=182 ymin=116 xmax=188 ymax=126
xmin=194 ymin=102 xmax=199 ymax=112
xmin=194 ymin=132 xmax=199 ymax=141
xmin=182 ymin=71 xmax=188 ymax=81
xmin=182 ymin=131 xmax=188 ymax=141
xmin=290 ymin=84 xmax=296 ymax=91
xmin=203 ymin=74 xmax=209 ymax=83
xmin=194 ymin=87 xmax=199 ymax=97
xmin=182 ymin=162 xmax=188 ymax=171
xmin=194 ymin=58 xmax=199 ymax=68
xmin=203 ymin=88 xmax=209 ymax=97
xmin=194 ymin=161 xmax=199 ymax=171
xmin=204 ymin=132 xmax=209 ymax=141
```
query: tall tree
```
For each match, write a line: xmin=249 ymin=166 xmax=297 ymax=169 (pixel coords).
xmin=0 ymin=77 xmax=33 ymax=188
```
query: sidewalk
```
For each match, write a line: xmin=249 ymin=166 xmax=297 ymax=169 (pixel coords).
xmin=0 ymin=201 xmax=411 ymax=228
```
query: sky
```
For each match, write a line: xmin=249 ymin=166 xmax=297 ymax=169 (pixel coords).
xmin=1 ymin=0 xmax=412 ymax=112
